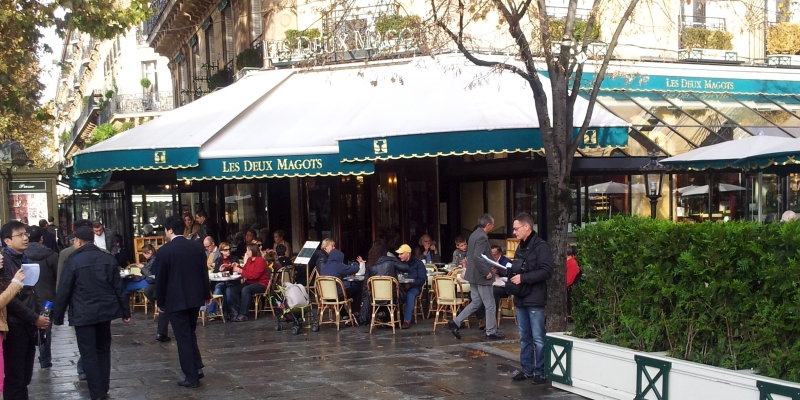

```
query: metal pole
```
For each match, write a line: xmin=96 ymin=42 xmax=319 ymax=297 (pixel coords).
xmin=758 ymin=172 xmax=763 ymax=222
xmin=649 ymin=196 xmax=658 ymax=219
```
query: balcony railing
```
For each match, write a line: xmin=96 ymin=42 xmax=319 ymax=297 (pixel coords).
xmin=65 ymin=90 xmax=103 ymax=152
xmin=98 ymin=92 xmax=175 ymax=125
xmin=135 ymin=26 xmax=147 ymax=45
xmin=680 ymin=15 xmax=726 ymax=31
xmin=144 ymin=0 xmax=171 ymax=38
xmin=544 ymin=6 xmax=593 ymax=20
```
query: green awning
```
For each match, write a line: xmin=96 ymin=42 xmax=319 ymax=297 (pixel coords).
xmin=73 ymin=147 xmax=199 ymax=174
xmin=66 ymin=167 xmax=112 ymax=190
xmin=339 ymin=127 xmax=629 ymax=162
xmin=176 ymin=153 xmax=374 ymax=181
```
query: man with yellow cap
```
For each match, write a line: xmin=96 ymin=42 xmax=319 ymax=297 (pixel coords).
xmin=395 ymin=244 xmax=427 ymax=329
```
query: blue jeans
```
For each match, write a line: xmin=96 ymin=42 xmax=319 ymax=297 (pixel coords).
xmin=206 ymin=282 xmax=227 ymax=315
xmin=516 ymin=306 xmax=546 ymax=376
xmin=403 ymin=286 xmax=421 ymax=323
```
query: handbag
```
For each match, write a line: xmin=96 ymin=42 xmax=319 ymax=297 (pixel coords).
xmin=505 ymin=259 xmax=533 ymax=298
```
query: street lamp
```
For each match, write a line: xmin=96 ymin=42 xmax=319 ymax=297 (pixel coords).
xmin=641 ymin=152 xmax=667 ymax=219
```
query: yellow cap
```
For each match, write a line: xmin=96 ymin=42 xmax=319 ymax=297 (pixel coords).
xmin=397 ymin=244 xmax=412 ymax=254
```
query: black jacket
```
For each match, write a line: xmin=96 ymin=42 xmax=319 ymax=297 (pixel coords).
xmin=1 ymin=248 xmax=40 ymax=326
xmin=511 ymin=232 xmax=554 ymax=308
xmin=367 ymin=255 xmax=408 ymax=279
xmin=155 ymin=236 xmax=211 ymax=313
xmin=198 ymin=221 xmax=219 ymax=245
xmin=25 ymin=242 xmax=59 ymax=307
xmin=41 ymin=230 xmax=58 ymax=252
xmin=52 ymin=244 xmax=130 ymax=326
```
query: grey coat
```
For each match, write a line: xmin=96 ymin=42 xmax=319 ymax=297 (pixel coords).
xmin=464 ymin=227 xmax=495 ymax=286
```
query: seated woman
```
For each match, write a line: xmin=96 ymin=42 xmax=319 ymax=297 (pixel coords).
xmin=139 ymin=244 xmax=158 ymax=304
xmin=414 ymin=234 xmax=441 ymax=264
xmin=205 ymin=242 xmax=238 ymax=317
xmin=228 ymin=244 xmax=271 ymax=322
xmin=183 ymin=213 xmax=200 ymax=239
xmin=273 ymin=230 xmax=292 ymax=257
xmin=319 ymin=244 xmax=361 ymax=313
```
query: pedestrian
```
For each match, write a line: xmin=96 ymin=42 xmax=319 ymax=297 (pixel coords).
xmin=1 ymin=220 xmax=50 ymax=400
xmin=24 ymin=226 xmax=58 ymax=369
xmin=154 ymin=215 xmax=210 ymax=388
xmin=52 ymin=226 xmax=130 ymax=400
xmin=447 ymin=213 xmax=505 ymax=340
xmin=508 ymin=213 xmax=553 ymax=385
xmin=37 ymin=220 xmax=58 ymax=252
xmin=0 ymin=256 xmax=26 ymax=397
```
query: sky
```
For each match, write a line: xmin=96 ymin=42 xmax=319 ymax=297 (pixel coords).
xmin=38 ymin=11 xmax=66 ymax=105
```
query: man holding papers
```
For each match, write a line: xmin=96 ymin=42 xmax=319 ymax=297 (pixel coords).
xmin=447 ymin=213 xmax=505 ymax=340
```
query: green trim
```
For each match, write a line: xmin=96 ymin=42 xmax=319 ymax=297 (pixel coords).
xmin=176 ymin=153 xmax=374 ymax=181
xmin=202 ymin=17 xmax=212 ymax=30
xmin=339 ymin=127 xmax=628 ymax=162
xmin=174 ymin=54 xmax=184 ymax=64
xmin=73 ymin=147 xmax=199 ymax=174
xmin=757 ymin=380 xmax=800 ymax=400
xmin=217 ymin=0 xmax=228 ymax=11
xmin=65 ymin=167 xmax=111 ymax=190
xmin=635 ymin=355 xmax=671 ymax=400
xmin=189 ymin=35 xmax=198 ymax=47
xmin=544 ymin=336 xmax=572 ymax=385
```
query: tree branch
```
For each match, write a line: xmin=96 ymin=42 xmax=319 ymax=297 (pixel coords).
xmin=569 ymin=0 xmax=640 ymax=156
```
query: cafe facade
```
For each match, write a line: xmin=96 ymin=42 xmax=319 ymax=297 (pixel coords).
xmin=65 ymin=55 xmax=800 ymax=260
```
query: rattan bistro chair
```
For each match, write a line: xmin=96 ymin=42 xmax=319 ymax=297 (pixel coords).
xmin=129 ymin=290 xmax=149 ymax=314
xmin=496 ymin=295 xmax=517 ymax=327
xmin=367 ymin=276 xmax=401 ymax=333
xmin=250 ymin=278 xmax=274 ymax=319
xmin=432 ymin=276 xmax=469 ymax=332
xmin=200 ymin=292 xmax=226 ymax=326
xmin=316 ymin=276 xmax=355 ymax=331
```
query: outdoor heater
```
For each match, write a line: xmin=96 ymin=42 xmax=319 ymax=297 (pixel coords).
xmin=641 ymin=152 xmax=667 ymax=219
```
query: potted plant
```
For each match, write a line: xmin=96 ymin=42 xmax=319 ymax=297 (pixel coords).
xmin=767 ymin=22 xmax=800 ymax=66
xmin=207 ymin=69 xmax=232 ymax=91
xmin=140 ymin=78 xmax=152 ymax=110
xmin=679 ymin=27 xmax=736 ymax=61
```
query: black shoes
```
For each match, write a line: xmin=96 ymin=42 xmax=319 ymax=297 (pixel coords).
xmin=512 ymin=371 xmax=532 ymax=381
xmin=447 ymin=320 xmax=461 ymax=339
xmin=177 ymin=380 xmax=199 ymax=388
xmin=198 ymin=369 xmax=204 ymax=380
xmin=79 ymin=373 xmax=87 ymax=381
xmin=156 ymin=334 xmax=171 ymax=342
xmin=485 ymin=332 xmax=506 ymax=340
xmin=41 ymin=362 xmax=52 ymax=369
xmin=532 ymin=375 xmax=547 ymax=385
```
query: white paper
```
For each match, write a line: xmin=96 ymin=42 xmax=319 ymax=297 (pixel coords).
xmin=481 ymin=254 xmax=509 ymax=270
xmin=21 ymin=263 xmax=40 ymax=286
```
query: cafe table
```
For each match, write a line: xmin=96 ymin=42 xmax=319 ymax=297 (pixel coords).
xmin=344 ymin=275 xmax=365 ymax=282
xmin=209 ymin=273 xmax=242 ymax=282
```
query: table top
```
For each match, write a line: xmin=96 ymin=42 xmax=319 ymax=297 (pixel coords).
xmin=427 ymin=271 xmax=446 ymax=277
xmin=400 ymin=278 xmax=414 ymax=284
xmin=344 ymin=275 xmax=365 ymax=282
xmin=209 ymin=274 xmax=241 ymax=282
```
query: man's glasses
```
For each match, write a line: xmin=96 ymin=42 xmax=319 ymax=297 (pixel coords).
xmin=12 ymin=232 xmax=30 ymax=239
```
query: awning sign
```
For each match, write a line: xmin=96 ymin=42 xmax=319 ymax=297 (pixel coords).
xmin=9 ymin=181 xmax=47 ymax=193
xmin=177 ymin=153 xmax=374 ymax=181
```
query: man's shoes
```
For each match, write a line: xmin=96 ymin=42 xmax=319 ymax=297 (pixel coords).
xmin=512 ymin=371 xmax=532 ymax=381
xmin=79 ymin=373 xmax=87 ymax=381
xmin=447 ymin=320 xmax=461 ymax=339
xmin=478 ymin=318 xmax=486 ymax=330
xmin=198 ymin=369 xmax=205 ymax=380
xmin=485 ymin=332 xmax=506 ymax=340
xmin=177 ymin=380 xmax=199 ymax=388
xmin=156 ymin=334 xmax=171 ymax=342
xmin=401 ymin=321 xmax=410 ymax=329
xmin=532 ymin=375 xmax=547 ymax=385
xmin=41 ymin=362 xmax=53 ymax=369
xmin=233 ymin=315 xmax=248 ymax=322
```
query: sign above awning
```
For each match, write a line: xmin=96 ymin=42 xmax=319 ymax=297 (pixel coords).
xmin=176 ymin=154 xmax=373 ymax=181
xmin=339 ymin=127 xmax=628 ymax=162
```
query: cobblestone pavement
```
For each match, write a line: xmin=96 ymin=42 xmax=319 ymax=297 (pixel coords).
xmin=28 ymin=309 xmax=586 ymax=400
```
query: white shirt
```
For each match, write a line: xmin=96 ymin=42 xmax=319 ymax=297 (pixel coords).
xmin=94 ymin=231 xmax=107 ymax=250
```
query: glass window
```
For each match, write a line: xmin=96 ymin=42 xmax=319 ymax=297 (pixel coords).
xmin=460 ymin=182 xmax=483 ymax=237
xmin=205 ymin=21 xmax=215 ymax=69
xmin=512 ymin=178 xmax=538 ymax=231
xmin=675 ymin=173 xmax=709 ymax=222
xmin=376 ymin=173 xmax=401 ymax=249
xmin=304 ymin=177 xmax=333 ymax=242
xmin=788 ymin=173 xmax=800 ymax=213
xmin=584 ymin=175 xmax=629 ymax=221
xmin=223 ymin=3 xmax=235 ymax=65
xmin=223 ymin=183 xmax=268 ymax=239
xmin=747 ymin=173 xmax=780 ymax=222
xmin=131 ymin=185 xmax=176 ymax=237
xmin=487 ymin=180 xmax=506 ymax=234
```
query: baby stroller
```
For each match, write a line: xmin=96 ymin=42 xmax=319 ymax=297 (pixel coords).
xmin=274 ymin=282 xmax=319 ymax=335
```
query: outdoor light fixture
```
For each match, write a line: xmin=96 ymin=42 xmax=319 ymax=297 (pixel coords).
xmin=641 ymin=151 xmax=667 ymax=219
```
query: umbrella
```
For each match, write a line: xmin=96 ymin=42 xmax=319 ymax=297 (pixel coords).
xmin=734 ymin=137 xmax=800 ymax=170
xmin=679 ymin=183 xmax=746 ymax=197
xmin=660 ymin=135 xmax=798 ymax=170
xmin=586 ymin=181 xmax=629 ymax=194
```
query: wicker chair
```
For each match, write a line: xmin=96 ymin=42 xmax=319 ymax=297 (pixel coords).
xmin=367 ymin=276 xmax=401 ymax=333
xmin=316 ymin=276 xmax=355 ymax=331
xmin=432 ymin=276 xmax=469 ymax=332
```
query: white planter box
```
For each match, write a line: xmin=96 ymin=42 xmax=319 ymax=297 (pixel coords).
xmin=546 ymin=332 xmax=800 ymax=400
xmin=678 ymin=48 xmax=738 ymax=62
xmin=767 ymin=54 xmax=800 ymax=66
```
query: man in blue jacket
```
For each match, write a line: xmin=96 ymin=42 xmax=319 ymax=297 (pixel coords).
xmin=53 ymin=226 xmax=130 ymax=400
xmin=396 ymin=244 xmax=425 ymax=329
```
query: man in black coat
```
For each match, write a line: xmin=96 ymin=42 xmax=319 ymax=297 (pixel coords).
xmin=1 ymin=221 xmax=51 ymax=399
xmin=155 ymin=215 xmax=210 ymax=388
xmin=38 ymin=219 xmax=58 ymax=252
xmin=52 ymin=226 xmax=130 ymax=400
xmin=194 ymin=211 xmax=219 ymax=245
xmin=25 ymin=226 xmax=59 ymax=369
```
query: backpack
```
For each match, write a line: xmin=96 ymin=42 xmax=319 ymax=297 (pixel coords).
xmin=284 ymin=283 xmax=310 ymax=308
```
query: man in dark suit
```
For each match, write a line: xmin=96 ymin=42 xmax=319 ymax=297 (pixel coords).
xmin=154 ymin=215 xmax=210 ymax=388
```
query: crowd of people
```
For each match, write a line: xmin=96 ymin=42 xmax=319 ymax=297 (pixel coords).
xmin=0 ymin=210 xmax=579 ymax=399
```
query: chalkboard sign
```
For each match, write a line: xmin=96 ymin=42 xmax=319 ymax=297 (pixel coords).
xmin=294 ymin=241 xmax=320 ymax=264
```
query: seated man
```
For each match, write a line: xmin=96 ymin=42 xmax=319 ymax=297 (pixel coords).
xmin=319 ymin=247 xmax=361 ymax=312
xmin=452 ymin=236 xmax=467 ymax=267
xmin=275 ymin=244 xmax=293 ymax=268
xmin=491 ymin=245 xmax=511 ymax=266
xmin=397 ymin=244 xmax=426 ymax=329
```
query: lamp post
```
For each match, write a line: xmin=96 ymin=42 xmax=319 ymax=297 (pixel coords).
xmin=641 ymin=152 xmax=667 ymax=219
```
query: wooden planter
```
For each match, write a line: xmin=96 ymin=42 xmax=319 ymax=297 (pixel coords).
xmin=545 ymin=332 xmax=800 ymax=400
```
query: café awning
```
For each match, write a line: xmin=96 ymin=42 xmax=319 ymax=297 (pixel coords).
xmin=71 ymin=70 xmax=293 ymax=174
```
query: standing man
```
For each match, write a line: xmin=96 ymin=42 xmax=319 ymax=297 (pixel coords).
xmin=1 ymin=221 xmax=50 ymax=399
xmin=52 ymin=226 xmax=130 ymax=400
xmin=195 ymin=211 xmax=218 ymax=245
xmin=25 ymin=226 xmax=58 ymax=369
xmin=38 ymin=220 xmax=58 ymax=252
xmin=155 ymin=216 xmax=210 ymax=388
xmin=92 ymin=221 xmax=117 ymax=254
xmin=509 ymin=213 xmax=553 ymax=385
xmin=448 ymin=213 xmax=505 ymax=340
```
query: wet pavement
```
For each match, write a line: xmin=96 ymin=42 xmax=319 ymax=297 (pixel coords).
xmin=28 ymin=310 xmax=586 ymax=399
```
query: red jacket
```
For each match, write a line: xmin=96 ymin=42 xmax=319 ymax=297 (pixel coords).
xmin=241 ymin=256 xmax=271 ymax=288
xmin=566 ymin=257 xmax=581 ymax=288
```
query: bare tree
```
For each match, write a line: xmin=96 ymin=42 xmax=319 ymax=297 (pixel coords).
xmin=429 ymin=0 xmax=641 ymax=331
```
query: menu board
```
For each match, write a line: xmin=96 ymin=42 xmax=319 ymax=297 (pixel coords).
xmin=294 ymin=241 xmax=320 ymax=265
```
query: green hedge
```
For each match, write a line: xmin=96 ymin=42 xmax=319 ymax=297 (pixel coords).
xmin=572 ymin=217 xmax=800 ymax=382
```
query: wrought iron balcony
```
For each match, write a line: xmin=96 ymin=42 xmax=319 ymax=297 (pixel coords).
xmin=544 ymin=6 xmax=593 ymax=20
xmin=680 ymin=15 xmax=726 ymax=31
xmin=144 ymin=0 xmax=171 ymax=38
xmin=64 ymin=90 xmax=103 ymax=154
xmin=98 ymin=92 xmax=175 ymax=125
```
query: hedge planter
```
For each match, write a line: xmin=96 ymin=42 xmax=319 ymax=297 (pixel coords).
xmin=546 ymin=333 xmax=800 ymax=400
xmin=766 ymin=54 xmax=800 ymax=66
xmin=678 ymin=48 xmax=737 ymax=62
